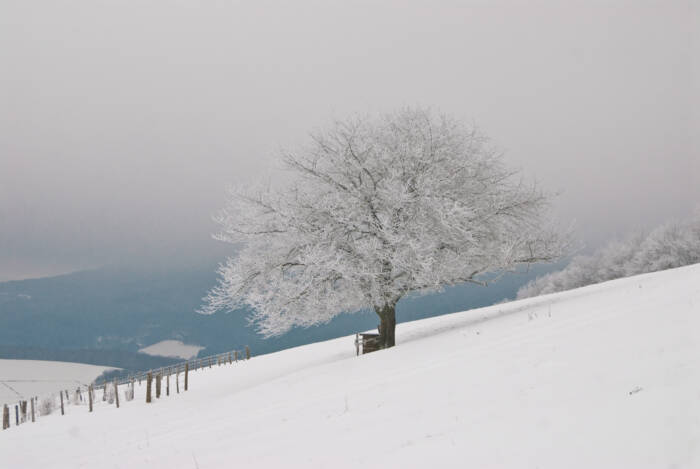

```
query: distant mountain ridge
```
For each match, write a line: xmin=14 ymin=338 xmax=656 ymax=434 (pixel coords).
xmin=0 ymin=262 xmax=559 ymax=370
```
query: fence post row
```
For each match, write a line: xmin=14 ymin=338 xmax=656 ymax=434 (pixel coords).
xmin=0 ymin=346 xmax=250 ymax=427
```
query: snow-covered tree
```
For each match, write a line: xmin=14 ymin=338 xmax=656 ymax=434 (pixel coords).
xmin=517 ymin=212 xmax=700 ymax=299
xmin=201 ymin=108 xmax=566 ymax=348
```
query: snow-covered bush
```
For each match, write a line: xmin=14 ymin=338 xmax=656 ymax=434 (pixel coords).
xmin=71 ymin=389 xmax=82 ymax=405
xmin=106 ymin=383 xmax=115 ymax=404
xmin=39 ymin=396 xmax=55 ymax=416
xmin=124 ymin=382 xmax=135 ymax=401
xmin=517 ymin=213 xmax=700 ymax=299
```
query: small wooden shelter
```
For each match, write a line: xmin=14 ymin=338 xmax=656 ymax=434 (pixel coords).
xmin=355 ymin=332 xmax=381 ymax=355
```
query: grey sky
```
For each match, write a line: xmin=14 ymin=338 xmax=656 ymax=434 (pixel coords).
xmin=1 ymin=0 xmax=698 ymax=281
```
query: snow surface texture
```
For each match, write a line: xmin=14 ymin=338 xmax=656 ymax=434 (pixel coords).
xmin=2 ymin=264 xmax=699 ymax=468
xmin=138 ymin=340 xmax=204 ymax=359
xmin=0 ymin=360 xmax=114 ymax=401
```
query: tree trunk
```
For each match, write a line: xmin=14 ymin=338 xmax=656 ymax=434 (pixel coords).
xmin=376 ymin=304 xmax=397 ymax=349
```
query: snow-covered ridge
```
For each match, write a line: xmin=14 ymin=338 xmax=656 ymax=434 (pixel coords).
xmin=2 ymin=264 xmax=699 ymax=468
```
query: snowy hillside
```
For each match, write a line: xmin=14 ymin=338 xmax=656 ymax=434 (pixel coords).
xmin=2 ymin=264 xmax=699 ymax=468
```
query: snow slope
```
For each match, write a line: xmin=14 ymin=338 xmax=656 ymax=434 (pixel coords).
xmin=2 ymin=264 xmax=699 ymax=468
xmin=0 ymin=360 xmax=115 ymax=402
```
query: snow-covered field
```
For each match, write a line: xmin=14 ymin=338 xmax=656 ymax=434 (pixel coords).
xmin=0 ymin=360 xmax=115 ymax=402
xmin=139 ymin=340 xmax=204 ymax=359
xmin=2 ymin=264 xmax=699 ymax=468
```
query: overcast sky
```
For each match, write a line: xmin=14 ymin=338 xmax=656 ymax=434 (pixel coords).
xmin=1 ymin=0 xmax=698 ymax=281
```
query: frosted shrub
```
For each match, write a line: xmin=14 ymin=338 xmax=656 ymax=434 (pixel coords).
xmin=71 ymin=389 xmax=82 ymax=405
xmin=39 ymin=396 xmax=56 ymax=416
xmin=518 ymin=213 xmax=700 ymax=299
xmin=124 ymin=382 xmax=135 ymax=401
xmin=107 ymin=384 xmax=115 ymax=404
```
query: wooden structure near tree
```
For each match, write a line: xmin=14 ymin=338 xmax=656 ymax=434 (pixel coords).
xmin=355 ymin=333 xmax=381 ymax=355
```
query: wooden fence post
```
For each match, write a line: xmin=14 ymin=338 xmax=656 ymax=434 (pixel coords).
xmin=60 ymin=392 xmax=65 ymax=415
xmin=155 ymin=374 xmax=161 ymax=399
xmin=88 ymin=385 xmax=93 ymax=412
xmin=245 ymin=346 xmax=250 ymax=360
xmin=234 ymin=350 xmax=238 ymax=362
xmin=176 ymin=372 xmax=180 ymax=393
xmin=146 ymin=372 xmax=153 ymax=403
xmin=114 ymin=380 xmax=119 ymax=408
xmin=184 ymin=362 xmax=189 ymax=391
xmin=2 ymin=404 xmax=9 ymax=429
xmin=31 ymin=397 xmax=35 ymax=422
xmin=166 ymin=372 xmax=170 ymax=396
xmin=15 ymin=404 xmax=19 ymax=425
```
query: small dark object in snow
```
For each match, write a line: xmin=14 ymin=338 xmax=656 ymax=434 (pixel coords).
xmin=628 ymin=386 xmax=643 ymax=395
xmin=356 ymin=333 xmax=381 ymax=354
xmin=476 ymin=331 xmax=480 ymax=335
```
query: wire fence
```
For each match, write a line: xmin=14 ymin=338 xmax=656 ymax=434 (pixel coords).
xmin=1 ymin=346 xmax=251 ymax=432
